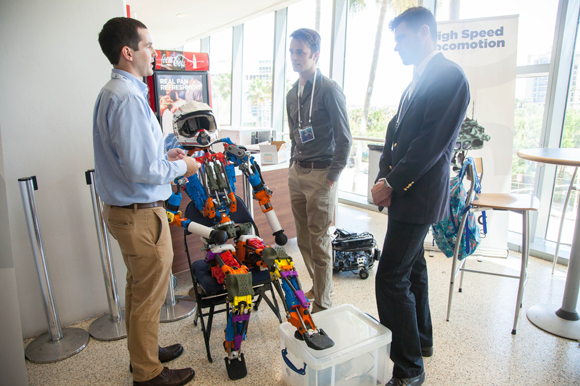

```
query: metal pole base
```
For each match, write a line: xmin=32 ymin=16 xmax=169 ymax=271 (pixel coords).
xmin=527 ymin=304 xmax=580 ymax=340
xmin=88 ymin=310 xmax=126 ymax=341
xmin=25 ymin=327 xmax=89 ymax=363
xmin=160 ymin=295 xmax=196 ymax=323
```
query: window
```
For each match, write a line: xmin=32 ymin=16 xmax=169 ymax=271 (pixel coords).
xmin=545 ymin=33 xmax=580 ymax=245
xmin=209 ymin=28 xmax=233 ymax=126
xmin=509 ymin=76 xmax=546 ymax=233
xmin=242 ymin=13 xmax=275 ymax=128
xmin=341 ymin=0 xmax=417 ymax=196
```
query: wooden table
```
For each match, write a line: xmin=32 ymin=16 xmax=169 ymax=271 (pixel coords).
xmin=517 ymin=148 xmax=580 ymax=340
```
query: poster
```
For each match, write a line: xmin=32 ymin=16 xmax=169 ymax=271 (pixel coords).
xmin=431 ymin=15 xmax=519 ymax=256
xmin=157 ymin=73 xmax=205 ymax=135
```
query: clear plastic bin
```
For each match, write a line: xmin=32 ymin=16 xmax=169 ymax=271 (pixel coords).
xmin=279 ymin=304 xmax=391 ymax=386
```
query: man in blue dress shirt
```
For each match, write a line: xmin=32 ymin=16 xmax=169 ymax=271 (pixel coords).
xmin=94 ymin=17 xmax=199 ymax=386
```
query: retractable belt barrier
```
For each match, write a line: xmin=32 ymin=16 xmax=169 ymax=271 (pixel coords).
xmin=160 ymin=269 xmax=197 ymax=323
xmin=85 ymin=170 xmax=126 ymax=340
xmin=19 ymin=176 xmax=89 ymax=363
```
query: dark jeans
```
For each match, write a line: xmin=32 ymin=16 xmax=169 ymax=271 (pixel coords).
xmin=376 ymin=217 xmax=432 ymax=379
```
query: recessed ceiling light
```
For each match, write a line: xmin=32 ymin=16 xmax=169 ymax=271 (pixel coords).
xmin=176 ymin=13 xmax=190 ymax=18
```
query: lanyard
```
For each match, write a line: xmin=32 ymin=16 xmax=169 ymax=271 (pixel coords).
xmin=298 ymin=72 xmax=316 ymax=128
xmin=111 ymin=72 xmax=140 ymax=93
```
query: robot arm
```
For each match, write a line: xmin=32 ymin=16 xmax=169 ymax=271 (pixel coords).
xmin=165 ymin=177 xmax=228 ymax=245
xmin=224 ymin=143 xmax=288 ymax=245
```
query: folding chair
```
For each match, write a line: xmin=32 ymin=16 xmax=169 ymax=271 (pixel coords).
xmin=447 ymin=158 xmax=540 ymax=334
xmin=184 ymin=195 xmax=282 ymax=362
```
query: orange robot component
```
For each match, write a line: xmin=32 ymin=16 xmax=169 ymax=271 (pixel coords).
xmin=253 ymin=189 xmax=273 ymax=213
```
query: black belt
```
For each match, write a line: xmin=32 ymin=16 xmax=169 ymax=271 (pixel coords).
xmin=296 ymin=160 xmax=331 ymax=169
xmin=115 ymin=200 xmax=165 ymax=210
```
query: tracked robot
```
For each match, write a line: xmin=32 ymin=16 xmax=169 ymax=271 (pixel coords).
xmin=164 ymin=101 xmax=334 ymax=380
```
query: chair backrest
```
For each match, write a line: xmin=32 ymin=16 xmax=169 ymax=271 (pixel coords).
xmin=466 ymin=157 xmax=484 ymax=185
xmin=184 ymin=195 xmax=259 ymax=237
xmin=462 ymin=158 xmax=481 ymax=209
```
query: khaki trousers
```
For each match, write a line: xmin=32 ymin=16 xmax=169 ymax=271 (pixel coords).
xmin=103 ymin=204 xmax=173 ymax=382
xmin=288 ymin=164 xmax=337 ymax=310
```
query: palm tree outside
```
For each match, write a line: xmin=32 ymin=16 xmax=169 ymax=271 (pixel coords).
xmin=348 ymin=0 xmax=416 ymax=192
xmin=246 ymin=77 xmax=273 ymax=127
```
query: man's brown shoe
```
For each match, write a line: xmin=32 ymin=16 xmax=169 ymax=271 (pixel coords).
xmin=130 ymin=344 xmax=185 ymax=373
xmin=133 ymin=367 xmax=194 ymax=386
xmin=159 ymin=344 xmax=184 ymax=362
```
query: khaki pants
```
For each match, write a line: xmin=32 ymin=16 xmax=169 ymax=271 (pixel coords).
xmin=288 ymin=164 xmax=337 ymax=310
xmin=103 ymin=204 xmax=173 ymax=382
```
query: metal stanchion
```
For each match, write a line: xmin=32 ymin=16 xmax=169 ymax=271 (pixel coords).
xmin=243 ymin=175 xmax=254 ymax=218
xmin=85 ymin=170 xmax=126 ymax=341
xmin=160 ymin=270 xmax=196 ymax=323
xmin=19 ymin=176 xmax=89 ymax=363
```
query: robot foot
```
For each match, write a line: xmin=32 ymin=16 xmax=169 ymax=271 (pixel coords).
xmin=294 ymin=330 xmax=305 ymax=341
xmin=225 ymin=353 xmax=247 ymax=380
xmin=302 ymin=329 xmax=335 ymax=351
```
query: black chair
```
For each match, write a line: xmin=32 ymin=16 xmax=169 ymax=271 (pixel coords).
xmin=184 ymin=195 xmax=282 ymax=362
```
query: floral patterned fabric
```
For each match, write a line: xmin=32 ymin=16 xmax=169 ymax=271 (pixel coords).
xmin=431 ymin=157 xmax=481 ymax=260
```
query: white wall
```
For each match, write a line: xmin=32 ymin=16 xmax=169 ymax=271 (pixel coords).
xmin=0 ymin=0 xmax=125 ymax=339
xmin=0 ymin=125 xmax=27 ymax=385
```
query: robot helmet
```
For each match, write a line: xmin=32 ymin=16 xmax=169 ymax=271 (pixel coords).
xmin=172 ymin=101 xmax=219 ymax=149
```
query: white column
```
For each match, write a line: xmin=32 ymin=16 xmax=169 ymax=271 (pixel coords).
xmin=271 ymin=8 xmax=288 ymax=134
xmin=330 ymin=0 xmax=348 ymax=88
xmin=231 ymin=25 xmax=244 ymax=127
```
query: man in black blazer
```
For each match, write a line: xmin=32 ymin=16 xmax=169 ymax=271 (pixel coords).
xmin=371 ymin=7 xmax=470 ymax=386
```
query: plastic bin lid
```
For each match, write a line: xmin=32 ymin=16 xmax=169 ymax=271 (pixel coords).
xmin=367 ymin=144 xmax=384 ymax=151
xmin=279 ymin=304 xmax=391 ymax=369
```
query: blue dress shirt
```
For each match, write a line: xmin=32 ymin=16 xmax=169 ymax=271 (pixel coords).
xmin=93 ymin=69 xmax=187 ymax=206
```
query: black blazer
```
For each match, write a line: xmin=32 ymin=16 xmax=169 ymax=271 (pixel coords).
xmin=377 ymin=53 xmax=470 ymax=225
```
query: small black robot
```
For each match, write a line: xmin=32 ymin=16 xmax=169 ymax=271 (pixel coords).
xmin=332 ymin=229 xmax=380 ymax=280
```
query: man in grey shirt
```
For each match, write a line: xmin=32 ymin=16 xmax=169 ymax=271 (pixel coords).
xmin=286 ymin=28 xmax=352 ymax=313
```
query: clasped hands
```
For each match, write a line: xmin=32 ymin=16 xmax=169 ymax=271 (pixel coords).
xmin=167 ymin=148 xmax=201 ymax=177
xmin=371 ymin=178 xmax=393 ymax=208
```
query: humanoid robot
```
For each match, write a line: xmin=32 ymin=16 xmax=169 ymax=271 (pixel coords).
xmin=164 ymin=101 xmax=334 ymax=380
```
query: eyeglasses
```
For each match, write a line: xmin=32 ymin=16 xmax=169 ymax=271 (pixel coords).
xmin=454 ymin=139 xmax=484 ymax=151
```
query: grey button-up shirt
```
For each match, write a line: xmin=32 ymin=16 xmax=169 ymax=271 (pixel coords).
xmin=286 ymin=69 xmax=352 ymax=182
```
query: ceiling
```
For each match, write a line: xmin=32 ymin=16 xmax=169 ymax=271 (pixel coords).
xmin=126 ymin=0 xmax=301 ymax=50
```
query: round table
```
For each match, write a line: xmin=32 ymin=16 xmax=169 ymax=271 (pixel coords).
xmin=518 ymin=148 xmax=580 ymax=340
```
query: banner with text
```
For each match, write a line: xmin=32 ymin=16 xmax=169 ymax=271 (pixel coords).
xmin=438 ymin=15 xmax=519 ymax=256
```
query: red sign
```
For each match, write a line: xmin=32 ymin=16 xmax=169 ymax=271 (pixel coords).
xmin=155 ymin=50 xmax=209 ymax=71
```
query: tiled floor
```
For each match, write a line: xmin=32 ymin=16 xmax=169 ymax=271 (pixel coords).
xmin=24 ymin=204 xmax=580 ymax=385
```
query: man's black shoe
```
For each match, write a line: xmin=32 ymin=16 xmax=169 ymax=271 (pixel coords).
xmin=133 ymin=367 xmax=194 ymax=386
xmin=421 ymin=346 xmax=433 ymax=357
xmin=130 ymin=344 xmax=185 ymax=372
xmin=386 ymin=372 xmax=425 ymax=386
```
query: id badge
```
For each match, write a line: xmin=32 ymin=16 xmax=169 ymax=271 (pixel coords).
xmin=299 ymin=125 xmax=315 ymax=144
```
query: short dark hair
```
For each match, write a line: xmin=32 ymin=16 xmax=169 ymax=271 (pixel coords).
xmin=290 ymin=28 xmax=321 ymax=57
xmin=389 ymin=7 xmax=437 ymax=43
xmin=98 ymin=17 xmax=147 ymax=65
